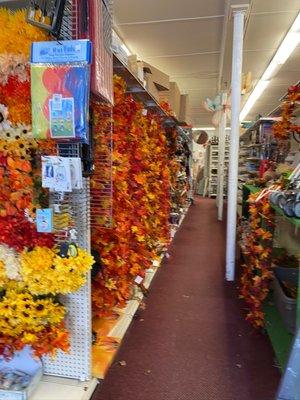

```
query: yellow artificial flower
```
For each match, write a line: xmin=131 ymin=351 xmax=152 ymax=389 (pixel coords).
xmin=0 ymin=9 xmax=48 ymax=56
xmin=0 ymin=260 xmax=7 ymax=287
xmin=0 ymin=286 xmax=66 ymax=338
xmin=20 ymin=246 xmax=94 ymax=295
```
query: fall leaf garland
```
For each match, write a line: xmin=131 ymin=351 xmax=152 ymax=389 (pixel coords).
xmin=273 ymin=84 xmax=300 ymax=140
xmin=239 ymin=191 xmax=275 ymax=328
xmin=91 ymin=76 xmax=172 ymax=316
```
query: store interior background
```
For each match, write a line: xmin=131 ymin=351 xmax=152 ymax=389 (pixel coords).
xmin=112 ymin=0 xmax=300 ymax=128
xmin=0 ymin=1 xmax=299 ymax=399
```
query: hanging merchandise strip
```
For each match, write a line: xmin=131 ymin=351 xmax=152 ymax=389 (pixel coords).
xmin=90 ymin=102 xmax=113 ymax=228
xmin=44 ymin=177 xmax=92 ymax=380
xmin=42 ymin=1 xmax=93 ymax=381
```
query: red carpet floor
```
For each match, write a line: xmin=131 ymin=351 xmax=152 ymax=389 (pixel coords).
xmin=92 ymin=197 xmax=280 ymax=400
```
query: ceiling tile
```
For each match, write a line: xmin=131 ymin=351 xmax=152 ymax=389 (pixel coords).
xmin=244 ymin=12 xmax=298 ymax=51
xmin=242 ymin=50 xmax=275 ymax=79
xmin=113 ymin=0 xmax=225 ymax=23
xmin=117 ymin=19 xmax=222 ymax=57
xmin=251 ymin=0 xmax=300 ymax=14
xmin=144 ymin=54 xmax=219 ymax=82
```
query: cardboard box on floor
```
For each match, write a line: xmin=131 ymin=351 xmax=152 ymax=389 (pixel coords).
xmin=179 ymin=94 xmax=189 ymax=123
xmin=159 ymin=81 xmax=181 ymax=118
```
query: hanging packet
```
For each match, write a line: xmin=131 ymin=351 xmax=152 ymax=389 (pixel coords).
xmin=30 ymin=40 xmax=92 ymax=143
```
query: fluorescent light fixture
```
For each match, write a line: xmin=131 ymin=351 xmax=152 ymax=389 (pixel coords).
xmin=240 ymin=11 xmax=300 ymax=121
xmin=112 ymin=29 xmax=132 ymax=56
xmin=121 ymin=43 xmax=131 ymax=56
xmin=240 ymin=80 xmax=270 ymax=121
xmin=192 ymin=127 xmax=231 ymax=131
xmin=261 ymin=62 xmax=280 ymax=81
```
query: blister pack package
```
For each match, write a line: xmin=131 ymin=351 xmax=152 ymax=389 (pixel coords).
xmin=31 ymin=40 xmax=92 ymax=143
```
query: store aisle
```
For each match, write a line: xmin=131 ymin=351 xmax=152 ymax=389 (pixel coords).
xmin=92 ymin=197 xmax=280 ymax=400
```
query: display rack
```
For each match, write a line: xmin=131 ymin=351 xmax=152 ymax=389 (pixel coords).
xmin=113 ymin=54 xmax=181 ymax=127
xmin=91 ymin=205 xmax=190 ymax=379
xmin=24 ymin=3 xmax=191 ymax=397
xmin=238 ymin=118 xmax=277 ymax=207
xmin=29 ymin=1 xmax=99 ymax=398
xmin=206 ymin=140 xmax=229 ymax=198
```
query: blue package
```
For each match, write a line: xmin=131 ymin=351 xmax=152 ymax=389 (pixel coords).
xmin=31 ymin=40 xmax=92 ymax=143
xmin=36 ymin=208 xmax=53 ymax=233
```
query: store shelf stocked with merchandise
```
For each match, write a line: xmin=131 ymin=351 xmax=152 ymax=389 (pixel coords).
xmin=0 ymin=0 xmax=190 ymax=400
xmin=113 ymin=54 xmax=187 ymax=128
xmin=0 ymin=4 xmax=193 ymax=396
xmin=203 ymin=136 xmax=229 ymax=198
xmin=238 ymin=118 xmax=279 ymax=206
xmin=90 ymin=73 xmax=192 ymax=380
xmin=238 ymin=84 xmax=300 ymax=385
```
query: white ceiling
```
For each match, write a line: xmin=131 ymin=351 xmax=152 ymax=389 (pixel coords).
xmin=113 ymin=0 xmax=300 ymax=127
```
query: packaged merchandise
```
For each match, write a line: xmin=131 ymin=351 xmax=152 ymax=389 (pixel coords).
xmin=30 ymin=40 xmax=92 ymax=143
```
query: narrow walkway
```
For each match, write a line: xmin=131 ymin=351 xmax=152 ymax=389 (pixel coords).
xmin=92 ymin=198 xmax=280 ymax=400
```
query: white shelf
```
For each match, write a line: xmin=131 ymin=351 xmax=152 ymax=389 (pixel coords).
xmin=30 ymin=376 xmax=98 ymax=400
xmin=101 ymin=207 xmax=189 ymax=344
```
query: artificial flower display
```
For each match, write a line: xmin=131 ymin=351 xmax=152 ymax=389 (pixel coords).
xmin=273 ymin=84 xmax=300 ymax=140
xmin=0 ymin=9 xmax=48 ymax=125
xmin=91 ymin=76 xmax=173 ymax=316
xmin=0 ymin=213 xmax=55 ymax=252
xmin=0 ymin=283 xmax=69 ymax=358
xmin=0 ymin=136 xmax=37 ymax=217
xmin=0 ymin=73 xmax=31 ymax=125
xmin=0 ymin=8 xmax=88 ymax=360
xmin=0 ymin=53 xmax=29 ymax=85
xmin=239 ymin=191 xmax=275 ymax=328
xmin=0 ymin=104 xmax=11 ymax=132
xmin=0 ymin=123 xmax=33 ymax=140
xmin=0 ymin=244 xmax=21 ymax=285
xmin=0 ymin=9 xmax=48 ymax=56
xmin=20 ymin=246 xmax=94 ymax=295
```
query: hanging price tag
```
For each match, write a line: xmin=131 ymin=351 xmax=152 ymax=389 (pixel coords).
xmin=134 ymin=275 xmax=143 ymax=285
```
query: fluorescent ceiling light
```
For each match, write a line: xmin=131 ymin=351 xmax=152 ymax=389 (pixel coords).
xmin=240 ymin=11 xmax=300 ymax=121
xmin=240 ymin=80 xmax=270 ymax=121
xmin=121 ymin=43 xmax=131 ymax=56
xmin=192 ymin=127 xmax=231 ymax=131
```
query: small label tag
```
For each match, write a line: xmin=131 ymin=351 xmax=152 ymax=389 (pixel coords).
xmin=134 ymin=276 xmax=143 ymax=285
xmin=53 ymin=204 xmax=61 ymax=213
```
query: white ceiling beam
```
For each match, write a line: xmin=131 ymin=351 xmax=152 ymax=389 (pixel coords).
xmin=252 ymin=10 xmax=300 ymax=16
xmin=116 ymin=15 xmax=224 ymax=26
xmin=218 ymin=0 xmax=252 ymax=91
xmin=217 ymin=0 xmax=230 ymax=91
xmin=143 ymin=50 xmax=220 ymax=59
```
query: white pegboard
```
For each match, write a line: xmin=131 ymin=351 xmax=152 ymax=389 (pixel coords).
xmin=43 ymin=179 xmax=92 ymax=380
xmin=37 ymin=0 xmax=93 ymax=382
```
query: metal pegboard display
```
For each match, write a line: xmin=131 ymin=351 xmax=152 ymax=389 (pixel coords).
xmin=41 ymin=0 xmax=114 ymax=380
xmin=43 ymin=178 xmax=92 ymax=380
xmin=42 ymin=0 xmax=92 ymax=379
xmin=59 ymin=0 xmax=78 ymax=40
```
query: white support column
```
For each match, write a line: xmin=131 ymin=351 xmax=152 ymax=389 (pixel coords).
xmin=226 ymin=8 xmax=247 ymax=281
xmin=217 ymin=93 xmax=227 ymax=221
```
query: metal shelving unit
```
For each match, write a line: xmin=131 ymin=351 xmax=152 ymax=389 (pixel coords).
xmin=206 ymin=141 xmax=229 ymax=198
xmin=113 ymin=54 xmax=184 ymax=128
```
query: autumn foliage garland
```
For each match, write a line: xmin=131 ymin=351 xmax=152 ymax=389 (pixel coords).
xmin=91 ymin=76 xmax=172 ymax=316
xmin=239 ymin=192 xmax=275 ymax=328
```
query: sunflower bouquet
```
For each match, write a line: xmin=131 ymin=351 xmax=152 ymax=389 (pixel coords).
xmin=20 ymin=246 xmax=94 ymax=295
xmin=0 ymin=283 xmax=69 ymax=358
